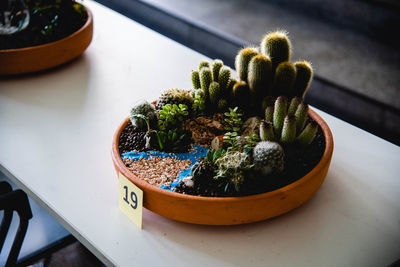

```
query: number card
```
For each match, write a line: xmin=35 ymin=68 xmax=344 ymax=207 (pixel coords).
xmin=119 ymin=172 xmax=143 ymax=229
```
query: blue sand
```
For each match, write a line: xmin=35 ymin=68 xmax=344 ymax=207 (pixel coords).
xmin=122 ymin=145 xmax=209 ymax=191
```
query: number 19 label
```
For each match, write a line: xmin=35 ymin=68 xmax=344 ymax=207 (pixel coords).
xmin=119 ymin=173 xmax=143 ymax=229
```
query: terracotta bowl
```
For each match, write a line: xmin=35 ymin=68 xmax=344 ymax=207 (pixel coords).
xmin=0 ymin=5 xmax=93 ymax=75
xmin=111 ymin=109 xmax=334 ymax=225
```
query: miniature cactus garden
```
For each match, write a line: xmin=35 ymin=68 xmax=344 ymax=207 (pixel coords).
xmin=116 ymin=30 xmax=329 ymax=199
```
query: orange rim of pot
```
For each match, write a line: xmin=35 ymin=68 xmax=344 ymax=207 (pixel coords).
xmin=0 ymin=5 xmax=92 ymax=54
xmin=111 ymin=108 xmax=334 ymax=204
xmin=0 ymin=4 xmax=93 ymax=75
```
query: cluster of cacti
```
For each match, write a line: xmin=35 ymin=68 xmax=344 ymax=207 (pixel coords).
xmin=260 ymin=96 xmax=318 ymax=146
xmin=231 ymin=31 xmax=313 ymax=114
xmin=191 ymin=59 xmax=236 ymax=113
xmin=156 ymin=88 xmax=193 ymax=110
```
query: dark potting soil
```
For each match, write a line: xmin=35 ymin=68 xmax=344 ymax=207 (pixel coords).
xmin=175 ymin=121 xmax=326 ymax=197
xmin=118 ymin=122 xmax=147 ymax=154
xmin=0 ymin=2 xmax=87 ymax=50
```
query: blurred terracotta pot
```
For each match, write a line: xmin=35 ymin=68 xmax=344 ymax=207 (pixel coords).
xmin=0 ymin=5 xmax=93 ymax=75
xmin=111 ymin=109 xmax=334 ymax=225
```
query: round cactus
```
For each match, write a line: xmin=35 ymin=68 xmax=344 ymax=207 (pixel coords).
xmin=260 ymin=31 xmax=292 ymax=71
xmin=247 ymin=54 xmax=272 ymax=96
xmin=293 ymin=61 xmax=313 ymax=98
xmin=272 ymin=62 xmax=296 ymax=97
xmin=253 ymin=141 xmax=284 ymax=176
xmin=129 ymin=100 xmax=157 ymax=130
xmin=235 ymin=47 xmax=259 ymax=81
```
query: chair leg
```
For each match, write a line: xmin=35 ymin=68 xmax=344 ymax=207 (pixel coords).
xmin=0 ymin=210 xmax=13 ymax=252
xmin=5 ymin=219 xmax=29 ymax=267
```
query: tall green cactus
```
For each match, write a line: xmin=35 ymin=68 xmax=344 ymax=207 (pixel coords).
xmin=212 ymin=59 xmax=224 ymax=82
xmin=281 ymin=114 xmax=296 ymax=143
xmin=260 ymin=31 xmax=292 ymax=71
xmin=200 ymin=67 xmax=212 ymax=104
xmin=191 ymin=70 xmax=201 ymax=89
xmin=293 ymin=61 xmax=313 ymax=98
xmin=209 ymin=81 xmax=221 ymax=105
xmin=218 ymin=66 xmax=231 ymax=95
xmin=273 ymin=96 xmax=287 ymax=136
xmin=235 ymin=47 xmax=258 ymax=81
xmin=272 ymin=62 xmax=296 ymax=97
xmin=296 ymin=121 xmax=318 ymax=146
xmin=199 ymin=60 xmax=210 ymax=71
xmin=247 ymin=54 xmax=272 ymax=96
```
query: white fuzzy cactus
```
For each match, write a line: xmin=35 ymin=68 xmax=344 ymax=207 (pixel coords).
xmin=253 ymin=141 xmax=284 ymax=176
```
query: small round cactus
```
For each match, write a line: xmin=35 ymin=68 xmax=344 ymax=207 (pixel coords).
xmin=235 ymin=47 xmax=259 ymax=81
xmin=247 ymin=54 xmax=272 ymax=96
xmin=129 ymin=100 xmax=157 ymax=130
xmin=253 ymin=141 xmax=284 ymax=176
xmin=260 ymin=30 xmax=292 ymax=71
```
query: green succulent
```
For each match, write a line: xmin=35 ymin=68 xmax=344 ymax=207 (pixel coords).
xmin=158 ymin=104 xmax=189 ymax=131
xmin=224 ymin=107 xmax=243 ymax=132
xmin=191 ymin=89 xmax=206 ymax=115
xmin=156 ymin=129 xmax=188 ymax=153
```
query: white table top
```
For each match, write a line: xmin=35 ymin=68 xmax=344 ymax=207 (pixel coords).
xmin=1 ymin=1 xmax=400 ymax=266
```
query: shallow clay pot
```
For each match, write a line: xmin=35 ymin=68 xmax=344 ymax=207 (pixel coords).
xmin=111 ymin=109 xmax=334 ymax=225
xmin=0 ymin=5 xmax=93 ymax=75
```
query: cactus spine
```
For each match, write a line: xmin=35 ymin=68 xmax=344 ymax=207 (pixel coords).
xmin=293 ymin=61 xmax=313 ymax=98
xmin=191 ymin=70 xmax=201 ymax=89
xmin=235 ymin=47 xmax=259 ymax=81
xmin=272 ymin=62 xmax=296 ymax=97
xmin=212 ymin=59 xmax=223 ymax=82
xmin=260 ymin=31 xmax=292 ymax=71
xmin=247 ymin=54 xmax=272 ymax=96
